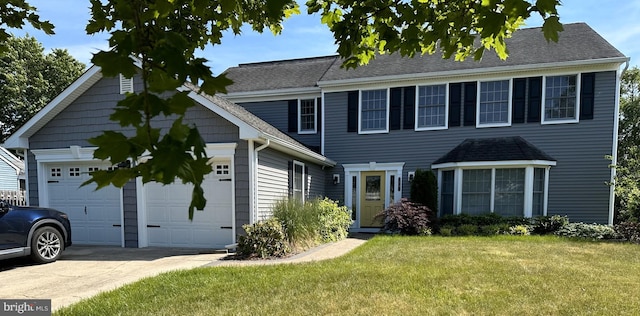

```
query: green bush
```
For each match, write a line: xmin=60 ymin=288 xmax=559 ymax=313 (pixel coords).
xmin=273 ymin=197 xmax=352 ymax=250
xmin=615 ymin=221 xmax=640 ymax=244
xmin=555 ymin=223 xmax=620 ymax=240
xmin=439 ymin=213 xmax=506 ymax=227
xmin=316 ymin=198 xmax=352 ymax=243
xmin=375 ymin=198 xmax=434 ymax=235
xmin=478 ymin=225 xmax=502 ymax=236
xmin=410 ymin=169 xmax=438 ymax=213
xmin=508 ymin=225 xmax=531 ymax=236
xmin=439 ymin=225 xmax=454 ymax=236
xmin=237 ymin=218 xmax=289 ymax=259
xmin=456 ymin=224 xmax=478 ymax=236
xmin=532 ymin=215 xmax=569 ymax=235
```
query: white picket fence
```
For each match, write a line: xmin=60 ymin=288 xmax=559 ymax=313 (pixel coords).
xmin=0 ymin=190 xmax=27 ymax=206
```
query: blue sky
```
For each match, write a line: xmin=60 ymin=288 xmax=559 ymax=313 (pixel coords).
xmin=13 ymin=0 xmax=640 ymax=74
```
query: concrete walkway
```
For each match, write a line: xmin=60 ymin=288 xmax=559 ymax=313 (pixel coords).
xmin=0 ymin=234 xmax=370 ymax=311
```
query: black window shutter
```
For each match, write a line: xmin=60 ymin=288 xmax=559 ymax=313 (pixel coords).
xmin=390 ymin=87 xmax=402 ymax=130
xmin=527 ymin=77 xmax=542 ymax=123
xmin=288 ymin=99 xmax=298 ymax=132
xmin=403 ymin=86 xmax=416 ymax=129
xmin=580 ymin=73 xmax=595 ymax=120
xmin=512 ymin=78 xmax=527 ymax=124
xmin=347 ymin=91 xmax=359 ymax=132
xmin=463 ymin=82 xmax=477 ymax=126
xmin=316 ymin=97 xmax=322 ymax=133
xmin=449 ymin=83 xmax=462 ymax=127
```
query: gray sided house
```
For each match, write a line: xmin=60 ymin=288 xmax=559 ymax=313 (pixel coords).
xmin=0 ymin=146 xmax=25 ymax=192
xmin=4 ymin=66 xmax=334 ymax=249
xmin=223 ymin=23 xmax=629 ymax=227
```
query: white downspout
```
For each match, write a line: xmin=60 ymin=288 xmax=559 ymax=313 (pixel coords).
xmin=609 ymin=59 xmax=630 ymax=225
xmin=252 ymin=139 xmax=270 ymax=224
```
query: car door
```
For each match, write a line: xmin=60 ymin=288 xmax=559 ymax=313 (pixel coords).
xmin=0 ymin=207 xmax=27 ymax=250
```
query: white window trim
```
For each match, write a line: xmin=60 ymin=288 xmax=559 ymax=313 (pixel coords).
xmin=415 ymin=83 xmax=449 ymax=131
xmin=541 ymin=73 xmax=581 ymax=125
xmin=358 ymin=88 xmax=390 ymax=134
xmin=298 ymin=98 xmax=317 ymax=134
xmin=435 ymin=161 xmax=554 ymax=217
xmin=293 ymin=160 xmax=306 ymax=202
xmin=476 ymin=78 xmax=513 ymax=128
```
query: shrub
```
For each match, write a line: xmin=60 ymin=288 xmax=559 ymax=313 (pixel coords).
xmin=439 ymin=225 xmax=454 ymax=237
xmin=375 ymin=198 xmax=434 ymax=235
xmin=272 ymin=198 xmax=317 ymax=248
xmin=410 ymin=169 xmax=438 ymax=213
xmin=438 ymin=213 xmax=507 ymax=227
xmin=456 ymin=224 xmax=478 ymax=236
xmin=478 ymin=225 xmax=502 ymax=236
xmin=272 ymin=197 xmax=352 ymax=250
xmin=615 ymin=221 xmax=640 ymax=244
xmin=237 ymin=218 xmax=289 ymax=259
xmin=555 ymin=223 xmax=620 ymax=240
xmin=315 ymin=198 xmax=353 ymax=243
xmin=532 ymin=215 xmax=569 ymax=235
xmin=508 ymin=225 xmax=531 ymax=236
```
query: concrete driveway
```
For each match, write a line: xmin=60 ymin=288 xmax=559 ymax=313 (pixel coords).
xmin=0 ymin=246 xmax=226 ymax=311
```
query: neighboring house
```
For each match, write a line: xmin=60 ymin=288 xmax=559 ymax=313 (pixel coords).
xmin=3 ymin=67 xmax=335 ymax=248
xmin=222 ymin=23 xmax=629 ymax=228
xmin=0 ymin=146 xmax=25 ymax=192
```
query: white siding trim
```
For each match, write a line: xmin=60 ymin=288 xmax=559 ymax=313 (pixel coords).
xmin=432 ymin=160 xmax=557 ymax=169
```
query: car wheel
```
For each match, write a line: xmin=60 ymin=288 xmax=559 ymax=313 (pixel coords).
xmin=30 ymin=226 xmax=63 ymax=263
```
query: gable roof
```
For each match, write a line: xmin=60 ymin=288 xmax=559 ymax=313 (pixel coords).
xmin=432 ymin=136 xmax=556 ymax=167
xmin=4 ymin=66 xmax=335 ymax=167
xmin=222 ymin=23 xmax=627 ymax=93
xmin=0 ymin=146 xmax=24 ymax=173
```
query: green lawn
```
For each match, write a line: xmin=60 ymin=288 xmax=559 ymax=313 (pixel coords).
xmin=55 ymin=236 xmax=640 ymax=315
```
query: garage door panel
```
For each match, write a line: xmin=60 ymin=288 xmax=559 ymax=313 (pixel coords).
xmin=46 ymin=163 xmax=122 ymax=246
xmin=146 ymin=161 xmax=233 ymax=248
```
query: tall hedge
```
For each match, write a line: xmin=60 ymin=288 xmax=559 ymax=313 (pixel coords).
xmin=410 ymin=168 xmax=438 ymax=212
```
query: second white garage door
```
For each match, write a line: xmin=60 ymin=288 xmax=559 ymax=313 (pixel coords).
xmin=144 ymin=160 xmax=233 ymax=248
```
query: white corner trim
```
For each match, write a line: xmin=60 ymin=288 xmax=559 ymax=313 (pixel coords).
xmin=432 ymin=160 xmax=557 ymax=170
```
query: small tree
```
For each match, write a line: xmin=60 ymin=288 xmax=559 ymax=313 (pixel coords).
xmin=410 ymin=169 xmax=438 ymax=213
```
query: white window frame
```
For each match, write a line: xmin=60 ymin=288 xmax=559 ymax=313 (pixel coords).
xmin=541 ymin=73 xmax=581 ymax=125
xmin=433 ymin=160 xmax=555 ymax=217
xmin=476 ymin=79 xmax=513 ymax=128
xmin=298 ymin=98 xmax=317 ymax=134
xmin=292 ymin=160 xmax=305 ymax=202
xmin=415 ymin=83 xmax=449 ymax=131
xmin=358 ymin=88 xmax=390 ymax=134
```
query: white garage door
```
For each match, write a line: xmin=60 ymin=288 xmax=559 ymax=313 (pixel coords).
xmin=145 ymin=160 xmax=233 ymax=248
xmin=47 ymin=162 xmax=122 ymax=245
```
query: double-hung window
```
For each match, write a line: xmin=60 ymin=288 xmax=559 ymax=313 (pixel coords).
xmin=298 ymin=99 xmax=316 ymax=134
xmin=416 ymin=84 xmax=447 ymax=130
xmin=477 ymin=80 xmax=511 ymax=127
xmin=360 ymin=89 xmax=388 ymax=133
xmin=543 ymin=75 xmax=578 ymax=123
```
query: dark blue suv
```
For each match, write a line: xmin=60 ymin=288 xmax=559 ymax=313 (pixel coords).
xmin=0 ymin=201 xmax=72 ymax=263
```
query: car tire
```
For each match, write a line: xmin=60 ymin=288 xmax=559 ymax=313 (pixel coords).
xmin=30 ymin=226 xmax=64 ymax=263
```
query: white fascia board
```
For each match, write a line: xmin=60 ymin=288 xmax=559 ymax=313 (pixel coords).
xmin=222 ymin=87 xmax=321 ymax=103
xmin=185 ymin=90 xmax=261 ymax=139
xmin=31 ymin=146 xmax=101 ymax=162
xmin=3 ymin=66 xmax=104 ymax=150
xmin=318 ymin=57 xmax=629 ymax=91
xmin=431 ymin=160 xmax=557 ymax=169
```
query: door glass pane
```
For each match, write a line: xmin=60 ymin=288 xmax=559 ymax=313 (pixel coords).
xmin=389 ymin=175 xmax=395 ymax=202
xmin=352 ymin=176 xmax=357 ymax=221
xmin=365 ymin=176 xmax=381 ymax=200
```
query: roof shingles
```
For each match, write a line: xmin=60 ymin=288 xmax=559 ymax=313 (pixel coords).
xmin=432 ymin=136 xmax=556 ymax=165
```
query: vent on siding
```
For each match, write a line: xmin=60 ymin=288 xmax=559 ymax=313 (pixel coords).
xmin=119 ymin=74 xmax=134 ymax=94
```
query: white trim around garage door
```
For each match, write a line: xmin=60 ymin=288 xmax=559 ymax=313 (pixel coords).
xmin=31 ymin=146 xmax=125 ymax=247
xmin=136 ymin=143 xmax=237 ymax=248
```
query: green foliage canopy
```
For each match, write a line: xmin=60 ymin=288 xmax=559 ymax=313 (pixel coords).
xmin=616 ymin=67 xmax=640 ymax=222
xmin=0 ymin=35 xmax=85 ymax=142
xmin=1 ymin=0 xmax=563 ymax=219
